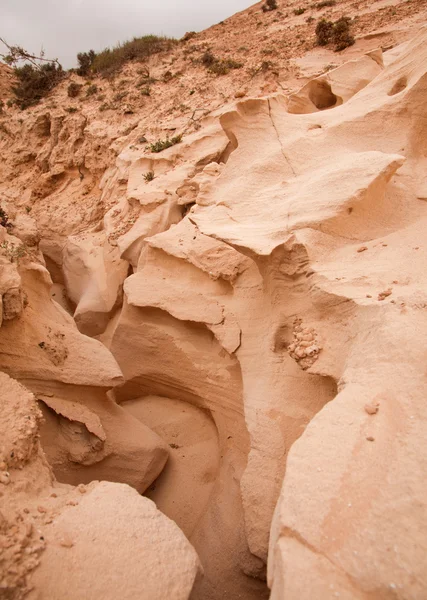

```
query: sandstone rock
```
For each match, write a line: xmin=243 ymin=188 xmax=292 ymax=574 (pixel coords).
xmin=0 ymin=373 xmax=200 ymax=600
xmin=62 ymin=231 xmax=128 ymax=336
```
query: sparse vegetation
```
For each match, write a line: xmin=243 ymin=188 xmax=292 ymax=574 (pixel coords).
xmin=12 ymin=63 xmax=64 ymax=109
xmin=140 ymin=86 xmax=151 ymax=96
xmin=315 ymin=16 xmax=355 ymax=50
xmin=0 ymin=240 xmax=28 ymax=263
xmin=0 ymin=207 xmax=11 ymax=229
xmin=201 ymin=51 xmax=243 ymax=75
xmin=162 ymin=70 xmax=174 ymax=82
xmin=0 ymin=38 xmax=64 ymax=109
xmin=65 ymin=107 xmax=78 ymax=113
xmin=143 ymin=171 xmax=155 ymax=182
xmin=313 ymin=0 xmax=336 ymax=8
xmin=90 ymin=35 xmax=177 ymax=76
xmin=149 ymin=134 xmax=182 ymax=153
xmin=113 ymin=92 xmax=127 ymax=102
xmin=86 ymin=84 xmax=98 ymax=96
xmin=67 ymin=82 xmax=82 ymax=98
xmin=76 ymin=50 xmax=96 ymax=76
xmin=181 ymin=31 xmax=197 ymax=42
xmin=293 ymin=7 xmax=306 ymax=15
xmin=262 ymin=0 xmax=278 ymax=12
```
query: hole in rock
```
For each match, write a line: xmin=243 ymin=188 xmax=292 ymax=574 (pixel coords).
xmin=388 ymin=76 xmax=407 ymax=96
xmin=181 ymin=202 xmax=196 ymax=217
xmin=308 ymin=79 xmax=340 ymax=110
xmin=43 ymin=253 xmax=75 ymax=315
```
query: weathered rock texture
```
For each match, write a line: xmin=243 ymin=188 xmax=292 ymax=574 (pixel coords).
xmin=0 ymin=372 xmax=200 ymax=600
xmin=1 ymin=3 xmax=427 ymax=599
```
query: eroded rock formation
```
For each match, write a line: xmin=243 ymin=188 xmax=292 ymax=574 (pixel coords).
xmin=1 ymin=9 xmax=427 ymax=600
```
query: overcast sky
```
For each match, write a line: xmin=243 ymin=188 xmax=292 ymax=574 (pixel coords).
xmin=1 ymin=0 xmax=254 ymax=68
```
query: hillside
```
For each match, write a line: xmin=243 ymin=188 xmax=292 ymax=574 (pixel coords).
xmin=1 ymin=1 xmax=427 ymax=599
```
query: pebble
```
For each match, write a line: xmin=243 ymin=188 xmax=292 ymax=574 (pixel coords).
xmin=0 ymin=472 xmax=10 ymax=485
xmin=366 ymin=436 xmax=375 ymax=442
xmin=378 ymin=288 xmax=392 ymax=301
xmin=365 ymin=402 xmax=380 ymax=415
xmin=357 ymin=246 xmax=368 ymax=253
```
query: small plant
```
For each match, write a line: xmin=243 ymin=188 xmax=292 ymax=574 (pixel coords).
xmin=67 ymin=82 xmax=82 ymax=98
xmin=99 ymin=103 xmax=113 ymax=112
xmin=201 ymin=51 xmax=215 ymax=67
xmin=91 ymin=35 xmax=177 ymax=76
xmin=65 ymin=107 xmax=78 ymax=113
xmin=293 ymin=7 xmax=306 ymax=15
xmin=143 ymin=171 xmax=155 ymax=182
xmin=140 ymin=86 xmax=151 ymax=96
xmin=262 ymin=0 xmax=278 ymax=12
xmin=313 ymin=0 xmax=336 ymax=8
xmin=201 ymin=52 xmax=243 ymax=76
xmin=181 ymin=31 xmax=197 ymax=42
xmin=149 ymin=134 xmax=182 ymax=153
xmin=162 ymin=70 xmax=174 ymax=82
xmin=0 ymin=240 xmax=28 ymax=263
xmin=86 ymin=84 xmax=98 ymax=96
xmin=0 ymin=207 xmax=12 ymax=229
xmin=113 ymin=91 xmax=127 ymax=102
xmin=6 ymin=99 xmax=13 ymax=108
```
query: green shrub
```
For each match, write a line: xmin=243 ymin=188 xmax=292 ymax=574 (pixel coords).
xmin=316 ymin=19 xmax=334 ymax=45
xmin=76 ymin=50 xmax=96 ymax=76
xmin=0 ymin=207 xmax=12 ymax=229
xmin=144 ymin=171 xmax=155 ymax=182
xmin=262 ymin=0 xmax=278 ymax=12
xmin=86 ymin=84 xmax=98 ymax=96
xmin=149 ymin=134 xmax=182 ymax=153
xmin=314 ymin=0 xmax=336 ymax=8
xmin=333 ymin=16 xmax=355 ymax=50
xmin=91 ymin=35 xmax=177 ymax=76
xmin=0 ymin=240 xmax=28 ymax=263
xmin=316 ymin=16 xmax=354 ymax=50
xmin=209 ymin=58 xmax=243 ymax=75
xmin=162 ymin=70 xmax=173 ymax=82
xmin=201 ymin=52 xmax=243 ymax=76
xmin=201 ymin=51 xmax=215 ymax=67
xmin=181 ymin=31 xmax=197 ymax=42
xmin=12 ymin=63 xmax=64 ymax=109
xmin=67 ymin=82 xmax=82 ymax=97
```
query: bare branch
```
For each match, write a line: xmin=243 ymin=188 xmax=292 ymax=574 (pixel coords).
xmin=0 ymin=37 xmax=61 ymax=70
